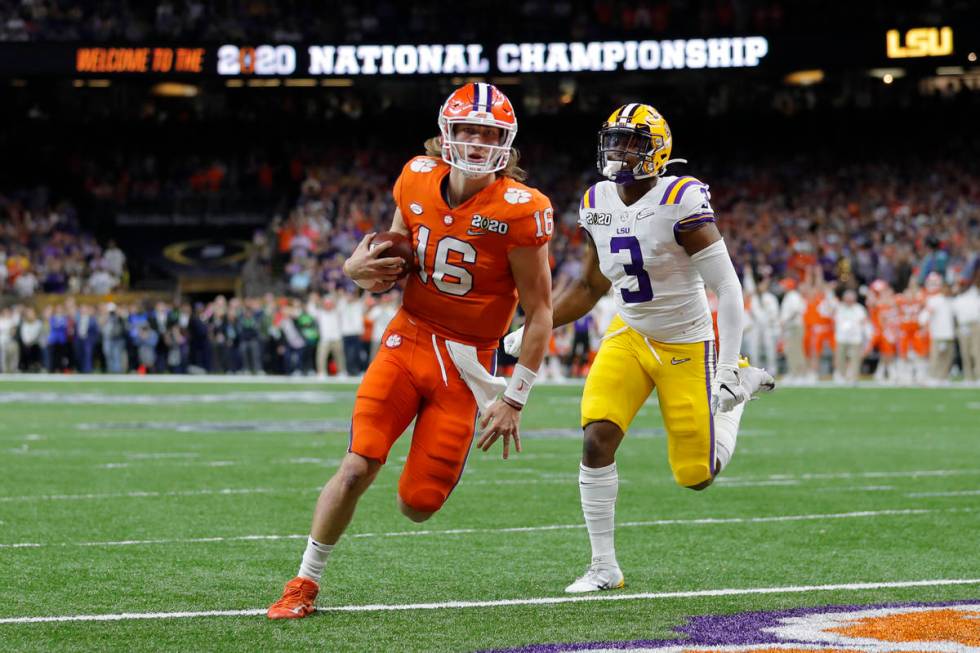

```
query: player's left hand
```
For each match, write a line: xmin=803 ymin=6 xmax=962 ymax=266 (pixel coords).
xmin=711 ymin=365 xmax=749 ymax=414
xmin=476 ymin=399 xmax=523 ymax=459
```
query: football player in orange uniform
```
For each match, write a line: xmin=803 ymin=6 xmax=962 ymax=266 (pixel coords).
xmin=868 ymin=280 xmax=899 ymax=382
xmin=268 ymin=83 xmax=554 ymax=619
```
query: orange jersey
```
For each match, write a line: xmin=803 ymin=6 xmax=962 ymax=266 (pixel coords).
xmin=393 ymin=156 xmax=552 ymax=348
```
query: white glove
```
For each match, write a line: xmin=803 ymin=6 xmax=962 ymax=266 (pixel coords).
xmin=503 ymin=326 xmax=525 ymax=357
xmin=711 ymin=364 xmax=749 ymax=415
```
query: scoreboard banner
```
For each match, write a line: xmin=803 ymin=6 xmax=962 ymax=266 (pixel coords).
xmin=0 ymin=27 xmax=972 ymax=78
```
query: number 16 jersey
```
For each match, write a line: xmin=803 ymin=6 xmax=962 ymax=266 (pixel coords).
xmin=393 ymin=156 xmax=552 ymax=349
xmin=578 ymin=175 xmax=716 ymax=344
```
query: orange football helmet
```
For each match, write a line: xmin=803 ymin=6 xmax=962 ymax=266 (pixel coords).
xmin=438 ymin=83 xmax=518 ymax=176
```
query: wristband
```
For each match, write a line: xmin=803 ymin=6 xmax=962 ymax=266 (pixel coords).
xmin=501 ymin=396 xmax=523 ymax=411
xmin=503 ymin=363 xmax=537 ymax=408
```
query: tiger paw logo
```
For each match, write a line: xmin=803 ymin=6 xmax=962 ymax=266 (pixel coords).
xmin=409 ymin=158 xmax=438 ymax=173
xmin=385 ymin=333 xmax=402 ymax=348
xmin=488 ymin=601 xmax=980 ymax=652
xmin=503 ymin=188 xmax=532 ymax=204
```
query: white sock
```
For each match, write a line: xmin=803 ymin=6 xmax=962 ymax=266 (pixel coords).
xmin=579 ymin=462 xmax=618 ymax=567
xmin=713 ymin=401 xmax=745 ymax=475
xmin=297 ymin=536 xmax=333 ymax=583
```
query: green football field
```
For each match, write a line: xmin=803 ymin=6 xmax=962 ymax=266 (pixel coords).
xmin=0 ymin=379 xmax=977 ymax=652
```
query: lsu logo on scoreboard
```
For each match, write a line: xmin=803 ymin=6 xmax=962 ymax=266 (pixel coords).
xmin=886 ymin=26 xmax=953 ymax=58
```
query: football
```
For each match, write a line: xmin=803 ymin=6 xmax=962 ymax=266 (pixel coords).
xmin=370 ymin=231 xmax=416 ymax=278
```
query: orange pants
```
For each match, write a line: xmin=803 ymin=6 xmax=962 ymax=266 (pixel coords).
xmin=350 ymin=310 xmax=496 ymax=513
xmin=898 ymin=330 xmax=930 ymax=358
xmin=805 ymin=326 xmax=835 ymax=357
xmin=871 ymin=334 xmax=897 ymax=357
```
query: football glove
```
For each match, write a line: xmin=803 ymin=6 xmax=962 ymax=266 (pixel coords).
xmin=503 ymin=326 xmax=525 ymax=357
xmin=711 ymin=364 xmax=750 ymax=415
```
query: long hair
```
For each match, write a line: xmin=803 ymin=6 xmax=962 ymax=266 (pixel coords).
xmin=423 ymin=136 xmax=528 ymax=182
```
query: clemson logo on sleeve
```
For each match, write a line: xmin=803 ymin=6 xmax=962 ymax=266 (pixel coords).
xmin=409 ymin=158 xmax=438 ymax=173
xmin=503 ymin=188 xmax=532 ymax=205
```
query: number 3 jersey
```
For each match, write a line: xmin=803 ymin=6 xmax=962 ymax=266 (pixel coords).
xmin=579 ymin=175 xmax=716 ymax=344
xmin=393 ymin=156 xmax=553 ymax=348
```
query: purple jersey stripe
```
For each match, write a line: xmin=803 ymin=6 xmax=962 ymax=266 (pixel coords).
xmin=678 ymin=211 xmax=715 ymax=222
xmin=704 ymin=340 xmax=716 ymax=476
xmin=674 ymin=180 xmax=702 ymax=204
xmin=672 ymin=215 xmax=715 ymax=244
xmin=587 ymin=184 xmax=597 ymax=209
xmin=675 ymin=216 xmax=716 ymax=231
xmin=659 ymin=177 xmax=686 ymax=204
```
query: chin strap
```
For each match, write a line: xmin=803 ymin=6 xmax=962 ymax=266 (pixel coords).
xmin=604 ymin=158 xmax=690 ymax=184
xmin=660 ymin=158 xmax=688 ymax=174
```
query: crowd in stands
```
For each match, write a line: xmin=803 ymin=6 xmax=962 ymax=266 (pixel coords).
xmin=2 ymin=268 xmax=978 ymax=383
xmin=0 ymin=290 xmax=401 ymax=377
xmin=4 ymin=140 xmax=979 ymax=382
xmin=1 ymin=189 xmax=126 ymax=299
xmin=0 ymin=1 xmax=941 ymax=43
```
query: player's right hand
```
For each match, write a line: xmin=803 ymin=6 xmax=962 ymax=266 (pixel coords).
xmin=711 ymin=365 xmax=750 ymax=414
xmin=503 ymin=326 xmax=524 ymax=357
xmin=344 ymin=233 xmax=405 ymax=285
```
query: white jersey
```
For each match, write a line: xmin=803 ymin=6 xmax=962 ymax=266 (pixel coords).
xmin=578 ymin=175 xmax=716 ymax=343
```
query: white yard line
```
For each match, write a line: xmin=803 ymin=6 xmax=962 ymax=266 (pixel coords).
xmin=2 ymin=468 xmax=974 ymax=503
xmin=1 ymin=578 xmax=978 ymax=624
xmin=0 ymin=507 xmax=970 ymax=550
xmin=721 ymin=469 xmax=980 ymax=484
xmin=0 ymin=487 xmax=311 ymax=503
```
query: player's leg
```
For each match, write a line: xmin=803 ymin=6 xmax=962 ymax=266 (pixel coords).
xmin=566 ymin=319 xmax=654 ymax=593
xmin=396 ymin=343 xmax=494 ymax=521
xmin=268 ymin=331 xmax=420 ymax=619
xmin=657 ymin=342 xmax=767 ymax=491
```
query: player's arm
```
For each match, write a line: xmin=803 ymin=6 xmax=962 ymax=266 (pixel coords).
xmin=477 ymin=242 xmax=552 ymax=459
xmin=678 ymin=223 xmax=743 ymax=369
xmin=508 ymin=243 xmax=553 ymax=373
xmin=342 ymin=207 xmax=408 ymax=292
xmin=677 ymin=223 xmax=745 ymax=412
xmin=503 ymin=232 xmax=609 ymax=358
xmin=553 ymin=232 xmax=611 ymax=328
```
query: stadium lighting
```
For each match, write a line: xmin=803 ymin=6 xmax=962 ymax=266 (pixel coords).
xmin=883 ymin=74 xmax=894 ymax=84
xmin=969 ymin=52 xmax=977 ymax=62
xmin=936 ymin=66 xmax=964 ymax=76
xmin=869 ymin=67 xmax=905 ymax=81
xmin=151 ymin=82 xmax=199 ymax=97
xmin=284 ymin=79 xmax=317 ymax=87
xmin=320 ymin=79 xmax=353 ymax=87
xmin=784 ymin=69 xmax=824 ymax=86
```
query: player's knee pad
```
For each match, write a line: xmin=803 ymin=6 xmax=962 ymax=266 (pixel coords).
xmin=398 ymin=485 xmax=447 ymax=516
xmin=673 ymin=463 xmax=713 ymax=489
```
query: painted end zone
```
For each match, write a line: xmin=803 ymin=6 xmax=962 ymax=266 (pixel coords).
xmin=485 ymin=600 xmax=980 ymax=652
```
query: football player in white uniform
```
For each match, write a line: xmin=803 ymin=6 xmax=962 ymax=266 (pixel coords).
xmin=505 ymin=103 xmax=774 ymax=593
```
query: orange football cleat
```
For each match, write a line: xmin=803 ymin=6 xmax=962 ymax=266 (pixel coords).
xmin=267 ymin=577 xmax=319 ymax=620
